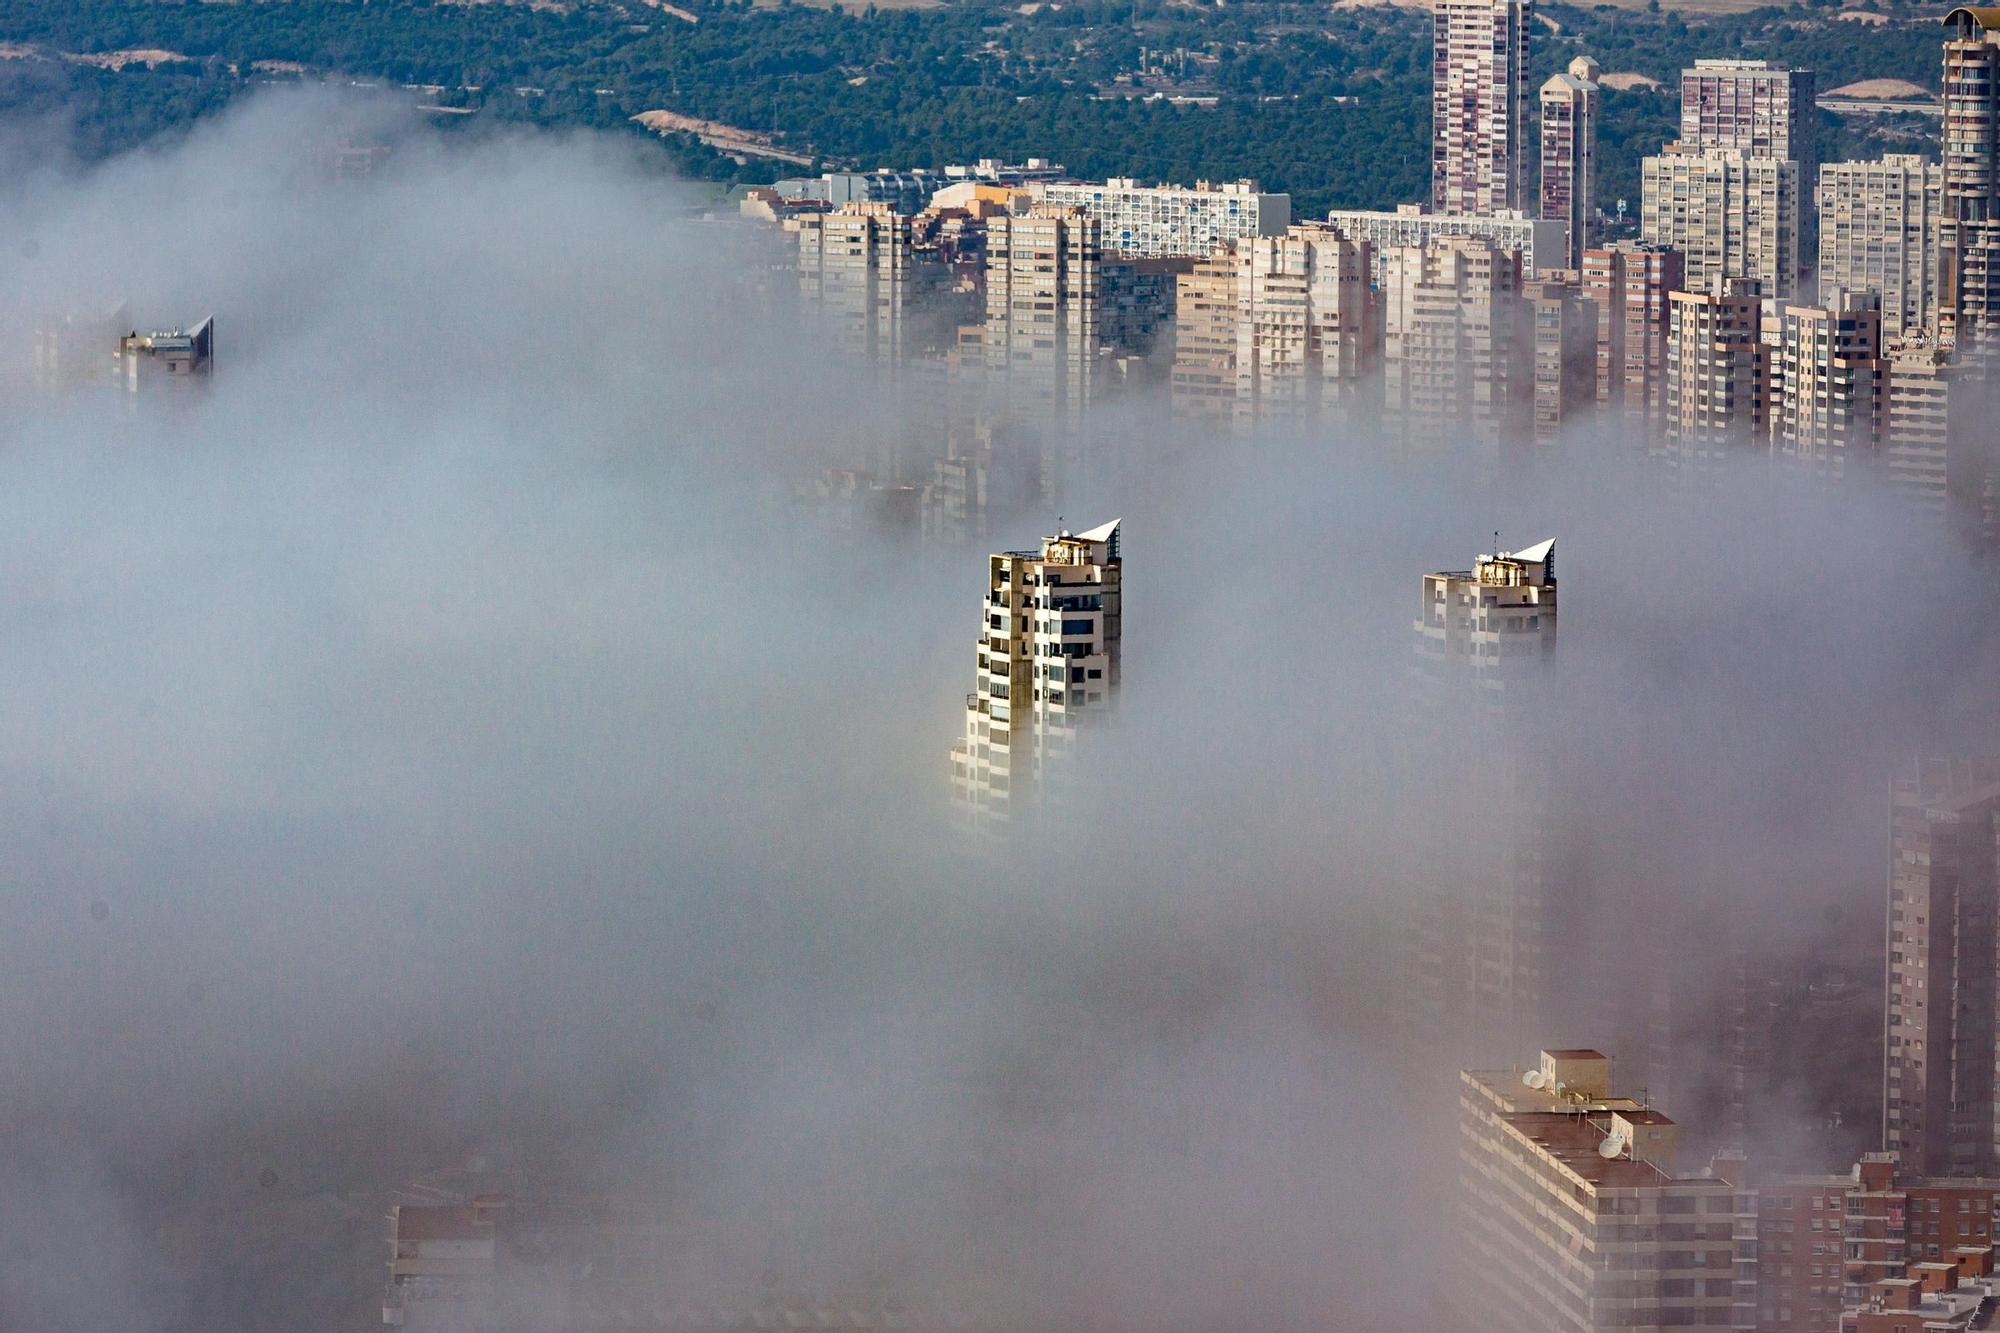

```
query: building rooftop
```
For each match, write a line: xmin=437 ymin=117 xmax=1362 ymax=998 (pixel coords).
xmin=1497 ymin=1108 xmax=1678 ymax=1190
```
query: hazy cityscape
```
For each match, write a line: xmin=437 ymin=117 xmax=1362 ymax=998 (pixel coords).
xmin=5 ymin=0 xmax=2000 ymax=1329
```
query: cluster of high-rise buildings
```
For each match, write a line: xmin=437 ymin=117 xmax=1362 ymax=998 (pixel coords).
xmin=755 ymin=7 xmax=2000 ymax=549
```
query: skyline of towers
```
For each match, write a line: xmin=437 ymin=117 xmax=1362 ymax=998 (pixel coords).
xmin=1430 ymin=0 xmax=1532 ymax=217
xmin=948 ymin=520 xmax=1122 ymax=823
xmin=1540 ymin=56 xmax=1601 ymax=271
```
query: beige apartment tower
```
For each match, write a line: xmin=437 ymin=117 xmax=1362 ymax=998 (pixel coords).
xmin=1773 ymin=288 xmax=1883 ymax=479
xmin=1382 ymin=235 xmax=1528 ymax=449
xmin=949 ymin=521 xmax=1122 ymax=823
xmin=1641 ymin=145 xmax=1801 ymax=301
xmin=1541 ymin=57 xmax=1601 ymax=270
xmin=1170 ymin=225 xmax=1375 ymax=425
xmin=1525 ymin=274 xmax=1599 ymax=442
xmin=1665 ymin=278 xmax=1770 ymax=464
xmin=1406 ymin=541 xmax=1560 ymax=1067
xmin=1818 ymin=156 xmax=1945 ymax=340
xmin=1431 ymin=0 xmax=1532 ymax=216
xmin=1460 ymin=1048 xmax=1752 ymax=1332
xmin=984 ymin=206 xmax=1106 ymax=428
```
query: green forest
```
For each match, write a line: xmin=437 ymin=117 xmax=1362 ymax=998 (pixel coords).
xmin=0 ymin=0 xmax=1956 ymax=216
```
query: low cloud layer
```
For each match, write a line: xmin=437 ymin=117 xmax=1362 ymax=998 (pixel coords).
xmin=0 ymin=89 xmax=1995 ymax=1330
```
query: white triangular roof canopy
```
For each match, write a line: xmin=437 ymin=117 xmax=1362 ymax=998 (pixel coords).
xmin=1074 ymin=518 xmax=1122 ymax=542
xmin=1509 ymin=537 xmax=1555 ymax=563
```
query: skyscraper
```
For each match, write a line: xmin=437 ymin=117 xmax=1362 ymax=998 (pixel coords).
xmin=1524 ymin=274 xmax=1599 ymax=443
xmin=1818 ymin=156 xmax=1945 ymax=341
xmin=948 ymin=521 xmax=1122 ymax=823
xmin=1940 ymin=7 xmax=2000 ymax=352
xmin=1459 ymin=1048 xmax=1752 ymax=1332
xmin=1885 ymin=757 xmax=2000 ymax=1178
xmin=984 ymin=207 xmax=1107 ymax=427
xmin=1431 ymin=0 xmax=1531 ymax=216
xmin=1405 ymin=540 xmax=1559 ymax=1065
xmin=1540 ymin=56 xmax=1601 ymax=270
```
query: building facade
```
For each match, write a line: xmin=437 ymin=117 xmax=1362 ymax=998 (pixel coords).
xmin=1327 ymin=204 xmax=1567 ymax=287
xmin=1525 ymin=275 xmax=1599 ymax=442
xmin=1773 ymin=288 xmax=1883 ymax=479
xmin=1664 ymin=278 xmax=1770 ymax=461
xmin=1941 ymin=8 xmax=2000 ymax=352
xmin=1431 ymin=0 xmax=1532 ymax=216
xmin=1382 ymin=235 xmax=1528 ymax=449
xmin=1582 ymin=241 xmax=1685 ymax=421
xmin=1678 ymin=58 xmax=1817 ymax=187
xmin=1028 ymin=178 xmax=1289 ymax=259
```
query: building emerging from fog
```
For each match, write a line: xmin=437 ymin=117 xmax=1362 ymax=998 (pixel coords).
xmin=117 ymin=317 xmax=216 ymax=389
xmin=1460 ymin=1048 xmax=1753 ymax=1332
xmin=1885 ymin=757 xmax=2000 ymax=1179
xmin=1404 ymin=540 xmax=1560 ymax=1067
xmin=950 ymin=521 xmax=1121 ymax=824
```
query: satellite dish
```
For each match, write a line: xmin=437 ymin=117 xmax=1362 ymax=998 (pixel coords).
xmin=1522 ymin=1070 xmax=1546 ymax=1089
xmin=1599 ymin=1129 xmax=1630 ymax=1160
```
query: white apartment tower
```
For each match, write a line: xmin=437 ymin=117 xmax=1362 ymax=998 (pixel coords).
xmin=1540 ymin=57 xmax=1601 ymax=270
xmin=1431 ymin=0 xmax=1532 ymax=216
xmin=1678 ymin=59 xmax=1817 ymax=187
xmin=984 ymin=207 xmax=1105 ymax=427
xmin=1818 ymin=156 xmax=1945 ymax=340
xmin=949 ymin=521 xmax=1122 ymax=822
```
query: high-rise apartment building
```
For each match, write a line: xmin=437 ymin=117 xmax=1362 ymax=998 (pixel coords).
xmin=1324 ymin=204 xmax=1567 ymax=285
xmin=1028 ymin=178 xmax=1289 ymax=259
xmin=948 ymin=522 xmax=1122 ymax=822
xmin=1382 ymin=235 xmax=1528 ymax=448
xmin=1406 ymin=542 xmax=1559 ymax=1064
xmin=1941 ymin=8 xmax=2000 ymax=352
xmin=1431 ymin=0 xmax=1531 ymax=216
xmin=1678 ymin=59 xmax=1817 ymax=187
xmin=1168 ymin=252 xmax=1242 ymax=420
xmin=1169 ymin=225 xmax=1376 ymax=424
xmin=1524 ymin=275 xmax=1599 ymax=442
xmin=115 ymin=317 xmax=215 ymax=390
xmin=1884 ymin=339 xmax=1980 ymax=528
xmin=1641 ymin=145 xmax=1801 ymax=301
xmin=1885 ymin=757 xmax=2000 ymax=1179
xmin=1540 ymin=57 xmax=1601 ymax=270
xmin=1460 ymin=1048 xmax=1753 ymax=1333
xmin=1773 ymin=288 xmax=1883 ymax=478
xmin=797 ymin=203 xmax=951 ymax=374
xmin=1665 ymin=278 xmax=1771 ymax=460
xmin=1818 ymin=156 xmax=1945 ymax=340
xmin=1582 ymin=241 xmax=1684 ymax=420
